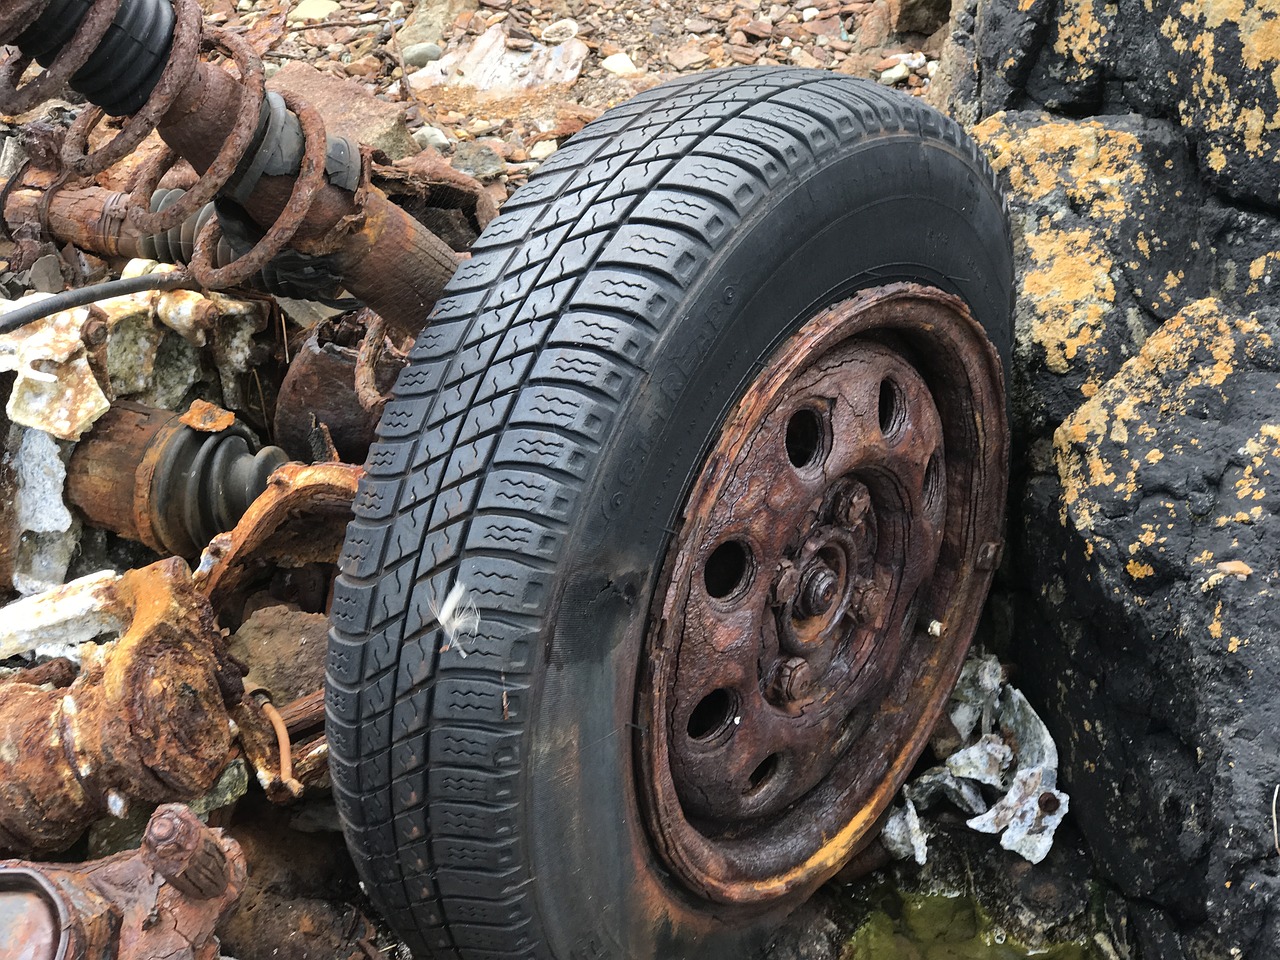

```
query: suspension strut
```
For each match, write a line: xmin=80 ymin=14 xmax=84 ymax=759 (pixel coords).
xmin=0 ymin=0 xmax=457 ymax=337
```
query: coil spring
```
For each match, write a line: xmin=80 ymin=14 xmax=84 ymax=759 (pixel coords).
xmin=141 ymin=188 xmax=353 ymax=305
xmin=0 ymin=0 xmax=337 ymax=290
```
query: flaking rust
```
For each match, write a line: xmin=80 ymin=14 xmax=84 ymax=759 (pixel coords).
xmin=0 ymin=803 xmax=246 ymax=960
xmin=0 ymin=558 xmax=244 ymax=856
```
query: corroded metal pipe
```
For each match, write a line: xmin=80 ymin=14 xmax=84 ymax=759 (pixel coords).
xmin=0 ymin=804 xmax=246 ymax=960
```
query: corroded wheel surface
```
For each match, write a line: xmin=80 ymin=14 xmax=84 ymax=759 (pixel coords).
xmin=640 ymin=284 xmax=1008 ymax=903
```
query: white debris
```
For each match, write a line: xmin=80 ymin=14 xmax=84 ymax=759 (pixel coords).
xmin=408 ymin=24 xmax=589 ymax=96
xmin=0 ymin=299 xmax=109 ymax=440
xmin=946 ymin=733 xmax=1013 ymax=788
xmin=0 ymin=568 xmax=124 ymax=659
xmin=432 ymin=581 xmax=481 ymax=656
xmin=966 ymin=766 xmax=1069 ymax=864
xmin=882 ymin=798 xmax=928 ymax=865
xmin=948 ymin=654 xmax=1003 ymax=741
xmin=9 ymin=426 xmax=82 ymax=595
xmin=884 ymin=653 xmax=1070 ymax=866
xmin=905 ymin=766 xmax=989 ymax=816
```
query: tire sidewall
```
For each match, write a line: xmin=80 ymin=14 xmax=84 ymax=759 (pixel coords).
xmin=524 ymin=132 xmax=1012 ymax=960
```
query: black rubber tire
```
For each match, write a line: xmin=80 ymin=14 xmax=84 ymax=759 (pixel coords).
xmin=327 ymin=67 xmax=1012 ymax=960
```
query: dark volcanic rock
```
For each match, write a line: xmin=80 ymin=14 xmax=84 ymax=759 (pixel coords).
xmin=1019 ymin=300 xmax=1280 ymax=959
xmin=970 ymin=111 xmax=1209 ymax=440
xmin=937 ymin=0 xmax=1280 ymax=213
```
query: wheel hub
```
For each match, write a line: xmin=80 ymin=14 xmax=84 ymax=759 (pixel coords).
xmin=636 ymin=283 xmax=1008 ymax=904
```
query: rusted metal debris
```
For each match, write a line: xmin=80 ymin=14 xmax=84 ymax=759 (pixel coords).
xmin=0 ymin=558 xmax=243 ymax=855
xmin=638 ymin=284 xmax=1008 ymax=903
xmin=0 ymin=803 xmax=245 ymax=960
xmin=0 ymin=0 xmax=460 ymax=335
xmin=193 ymin=461 xmax=361 ymax=609
xmin=65 ymin=399 xmax=288 ymax=557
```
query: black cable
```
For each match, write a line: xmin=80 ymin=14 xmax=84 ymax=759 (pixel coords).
xmin=0 ymin=272 xmax=197 ymax=336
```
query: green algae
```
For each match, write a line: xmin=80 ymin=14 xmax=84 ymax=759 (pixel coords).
xmin=846 ymin=889 xmax=1096 ymax=960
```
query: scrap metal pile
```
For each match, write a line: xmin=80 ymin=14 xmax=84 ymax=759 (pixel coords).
xmin=0 ymin=0 xmax=486 ymax=955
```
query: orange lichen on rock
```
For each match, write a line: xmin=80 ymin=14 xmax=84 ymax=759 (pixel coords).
xmin=1055 ymin=299 xmax=1272 ymax=532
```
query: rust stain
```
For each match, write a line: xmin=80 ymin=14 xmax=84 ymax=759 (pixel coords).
xmin=0 ymin=558 xmax=244 ymax=856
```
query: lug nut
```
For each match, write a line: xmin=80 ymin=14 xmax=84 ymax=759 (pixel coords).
xmin=797 ymin=562 xmax=839 ymax=618
xmin=778 ymin=657 xmax=813 ymax=700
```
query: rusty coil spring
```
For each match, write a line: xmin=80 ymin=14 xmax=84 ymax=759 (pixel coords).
xmin=0 ymin=0 xmax=332 ymax=289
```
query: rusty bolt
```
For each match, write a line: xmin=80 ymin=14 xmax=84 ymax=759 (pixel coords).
xmin=81 ymin=315 xmax=108 ymax=347
xmin=142 ymin=804 xmax=231 ymax=901
xmin=797 ymin=562 xmax=839 ymax=618
xmin=1038 ymin=792 xmax=1061 ymax=815
xmin=778 ymin=657 xmax=813 ymax=700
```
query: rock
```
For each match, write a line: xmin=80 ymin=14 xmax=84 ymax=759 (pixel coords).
xmin=540 ymin=18 xmax=579 ymax=43
xmin=934 ymin=0 xmax=1279 ymax=211
xmin=683 ymin=16 xmax=716 ymax=32
xmin=601 ymin=51 xmax=640 ymax=74
xmin=450 ymin=141 xmax=506 ymax=180
xmin=1020 ymin=298 xmax=1280 ymax=959
xmin=396 ymin=0 xmax=479 ymax=47
xmin=528 ymin=138 xmax=558 ymax=160
xmin=413 ymin=125 xmax=451 ymax=151
xmin=228 ymin=605 xmax=330 ymax=703
xmin=267 ymin=62 xmax=419 ymax=160
xmin=285 ymin=0 xmax=339 ymax=21
xmin=401 ymin=41 xmax=443 ymax=67
xmin=408 ymin=24 xmax=590 ymax=96
xmin=877 ymin=61 xmax=910 ymax=83
xmin=667 ymin=41 xmax=711 ymax=70
xmin=971 ymin=112 xmax=1207 ymax=438
xmin=886 ymin=0 xmax=951 ymax=34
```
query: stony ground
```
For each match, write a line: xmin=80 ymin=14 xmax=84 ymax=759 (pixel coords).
xmin=203 ymin=0 xmax=949 ymax=201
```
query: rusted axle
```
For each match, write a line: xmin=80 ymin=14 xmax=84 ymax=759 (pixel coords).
xmin=0 ymin=804 xmax=246 ymax=960
xmin=0 ymin=0 xmax=456 ymax=336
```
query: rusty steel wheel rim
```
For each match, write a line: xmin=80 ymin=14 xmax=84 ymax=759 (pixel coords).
xmin=637 ymin=283 xmax=1008 ymax=905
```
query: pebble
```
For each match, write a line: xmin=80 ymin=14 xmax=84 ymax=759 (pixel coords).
xmin=540 ymin=18 xmax=579 ymax=42
xmin=402 ymin=41 xmax=443 ymax=66
xmin=801 ymin=6 xmax=820 ymax=20
xmin=878 ymin=61 xmax=910 ymax=84
xmin=413 ymin=126 xmax=451 ymax=150
xmin=600 ymin=51 xmax=640 ymax=74
xmin=451 ymin=142 xmax=507 ymax=180
xmin=529 ymin=139 xmax=559 ymax=160
xmin=287 ymin=0 xmax=340 ymax=22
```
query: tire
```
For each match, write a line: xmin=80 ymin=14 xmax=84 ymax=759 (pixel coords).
xmin=327 ymin=66 xmax=1012 ymax=960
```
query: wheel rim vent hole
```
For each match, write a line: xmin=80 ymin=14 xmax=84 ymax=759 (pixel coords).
xmin=688 ymin=688 xmax=736 ymax=740
xmin=785 ymin=408 xmax=824 ymax=469
xmin=878 ymin=378 xmax=907 ymax=440
xmin=704 ymin=540 xmax=751 ymax=599
xmin=747 ymin=753 xmax=780 ymax=794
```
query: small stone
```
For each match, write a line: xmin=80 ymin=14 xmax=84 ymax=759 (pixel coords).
xmin=601 ymin=51 xmax=640 ymax=74
xmin=873 ymin=55 xmax=902 ymax=72
xmin=667 ymin=42 xmax=710 ymax=70
xmin=388 ymin=1 xmax=405 ymax=18
xmin=413 ymin=125 xmax=451 ymax=150
xmin=451 ymin=141 xmax=507 ymax=180
xmin=402 ymin=41 xmax=443 ymax=66
xmin=345 ymin=54 xmax=383 ymax=76
xmin=801 ymin=5 xmax=820 ymax=19
xmin=683 ymin=16 xmax=716 ymax=32
xmin=540 ymin=17 xmax=579 ymax=43
xmin=287 ymin=0 xmax=340 ymax=22
xmin=878 ymin=61 xmax=910 ymax=84
xmin=529 ymin=139 xmax=558 ymax=160
xmin=742 ymin=19 xmax=773 ymax=37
